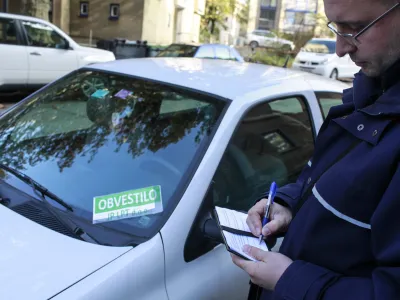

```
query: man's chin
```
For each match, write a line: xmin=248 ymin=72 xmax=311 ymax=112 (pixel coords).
xmin=360 ymin=65 xmax=380 ymax=78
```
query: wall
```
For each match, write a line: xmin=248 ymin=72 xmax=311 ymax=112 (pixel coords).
xmin=69 ymin=0 xmax=145 ymax=42
xmin=52 ymin=0 xmax=70 ymax=34
xmin=142 ymin=0 xmax=204 ymax=46
xmin=247 ymin=0 xmax=259 ymax=33
xmin=141 ymin=0 xmax=175 ymax=45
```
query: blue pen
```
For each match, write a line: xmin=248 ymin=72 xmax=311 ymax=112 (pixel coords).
xmin=259 ymin=182 xmax=277 ymax=245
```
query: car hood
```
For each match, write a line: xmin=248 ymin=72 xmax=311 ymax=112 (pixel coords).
xmin=77 ymin=45 xmax=114 ymax=55
xmin=295 ymin=51 xmax=335 ymax=62
xmin=0 ymin=205 xmax=131 ymax=300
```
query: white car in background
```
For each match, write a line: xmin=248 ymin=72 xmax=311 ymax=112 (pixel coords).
xmin=0 ymin=12 xmax=115 ymax=92
xmin=0 ymin=57 xmax=348 ymax=300
xmin=246 ymin=29 xmax=295 ymax=50
xmin=292 ymin=38 xmax=360 ymax=80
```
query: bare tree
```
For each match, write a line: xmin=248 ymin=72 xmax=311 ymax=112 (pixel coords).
xmin=21 ymin=0 xmax=50 ymax=21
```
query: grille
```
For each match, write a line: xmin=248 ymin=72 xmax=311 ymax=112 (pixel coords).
xmin=11 ymin=201 xmax=79 ymax=239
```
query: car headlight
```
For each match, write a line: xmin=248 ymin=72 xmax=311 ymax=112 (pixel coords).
xmin=320 ymin=58 xmax=329 ymax=65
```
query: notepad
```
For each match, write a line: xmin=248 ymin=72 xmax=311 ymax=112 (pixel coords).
xmin=214 ymin=206 xmax=269 ymax=261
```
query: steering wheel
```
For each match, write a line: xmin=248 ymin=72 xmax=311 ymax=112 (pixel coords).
xmin=139 ymin=157 xmax=182 ymax=178
xmin=81 ymin=76 xmax=108 ymax=98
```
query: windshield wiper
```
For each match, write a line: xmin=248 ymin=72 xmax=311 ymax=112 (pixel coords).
xmin=0 ymin=163 xmax=100 ymax=244
xmin=0 ymin=163 xmax=73 ymax=211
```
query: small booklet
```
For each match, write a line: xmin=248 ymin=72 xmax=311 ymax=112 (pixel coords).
xmin=214 ymin=206 xmax=269 ymax=261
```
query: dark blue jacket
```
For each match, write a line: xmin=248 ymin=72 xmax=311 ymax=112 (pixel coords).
xmin=260 ymin=60 xmax=400 ymax=300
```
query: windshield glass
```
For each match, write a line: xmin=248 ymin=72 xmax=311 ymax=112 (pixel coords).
xmin=156 ymin=44 xmax=199 ymax=57
xmin=0 ymin=69 xmax=227 ymax=245
xmin=302 ymin=40 xmax=336 ymax=54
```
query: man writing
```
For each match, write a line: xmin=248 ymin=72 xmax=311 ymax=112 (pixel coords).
xmin=231 ymin=0 xmax=400 ymax=299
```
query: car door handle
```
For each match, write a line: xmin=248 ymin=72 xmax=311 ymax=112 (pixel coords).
xmin=30 ymin=52 xmax=41 ymax=56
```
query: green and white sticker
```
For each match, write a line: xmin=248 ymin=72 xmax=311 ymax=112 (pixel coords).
xmin=92 ymin=185 xmax=163 ymax=224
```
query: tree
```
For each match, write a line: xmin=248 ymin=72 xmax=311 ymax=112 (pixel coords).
xmin=21 ymin=0 xmax=51 ymax=21
xmin=200 ymin=0 xmax=236 ymax=43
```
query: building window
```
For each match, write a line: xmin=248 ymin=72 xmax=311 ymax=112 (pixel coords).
xmin=109 ymin=4 xmax=120 ymax=20
xmin=261 ymin=0 xmax=277 ymax=7
xmin=80 ymin=1 xmax=89 ymax=17
xmin=258 ymin=7 xmax=276 ymax=30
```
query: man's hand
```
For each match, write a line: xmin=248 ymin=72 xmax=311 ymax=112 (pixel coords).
xmin=231 ymin=245 xmax=292 ymax=290
xmin=247 ymin=200 xmax=292 ymax=238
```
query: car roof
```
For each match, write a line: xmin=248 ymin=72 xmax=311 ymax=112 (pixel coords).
xmin=87 ymin=57 xmax=349 ymax=100
xmin=310 ymin=38 xmax=336 ymax=42
xmin=0 ymin=12 xmax=50 ymax=23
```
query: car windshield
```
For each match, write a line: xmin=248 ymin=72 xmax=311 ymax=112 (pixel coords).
xmin=0 ymin=69 xmax=227 ymax=245
xmin=302 ymin=40 xmax=336 ymax=54
xmin=156 ymin=44 xmax=199 ymax=57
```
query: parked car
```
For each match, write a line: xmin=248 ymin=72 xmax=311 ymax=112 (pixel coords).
xmin=0 ymin=12 xmax=115 ymax=92
xmin=0 ymin=57 xmax=348 ymax=300
xmin=156 ymin=43 xmax=245 ymax=62
xmin=291 ymin=38 xmax=360 ymax=80
xmin=245 ymin=29 xmax=295 ymax=50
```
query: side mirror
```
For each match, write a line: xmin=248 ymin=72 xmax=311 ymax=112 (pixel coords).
xmin=62 ymin=40 xmax=71 ymax=50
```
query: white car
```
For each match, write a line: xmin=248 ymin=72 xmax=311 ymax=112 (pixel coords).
xmin=292 ymin=38 xmax=360 ymax=80
xmin=0 ymin=12 xmax=115 ymax=92
xmin=0 ymin=58 xmax=349 ymax=300
xmin=246 ymin=30 xmax=295 ymax=50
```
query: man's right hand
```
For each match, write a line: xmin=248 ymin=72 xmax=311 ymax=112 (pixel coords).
xmin=246 ymin=199 xmax=293 ymax=238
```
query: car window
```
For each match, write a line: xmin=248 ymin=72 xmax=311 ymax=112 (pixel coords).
xmin=195 ymin=46 xmax=215 ymax=59
xmin=265 ymin=31 xmax=275 ymax=38
xmin=156 ymin=44 xmax=199 ymax=57
xmin=303 ymin=40 xmax=336 ymax=54
xmin=315 ymin=92 xmax=343 ymax=118
xmin=21 ymin=20 xmax=68 ymax=49
xmin=0 ymin=18 xmax=20 ymax=45
xmin=211 ymin=96 xmax=314 ymax=211
xmin=0 ymin=69 xmax=227 ymax=245
xmin=214 ymin=46 xmax=231 ymax=60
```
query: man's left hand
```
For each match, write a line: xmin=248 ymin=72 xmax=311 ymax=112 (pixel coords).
xmin=230 ymin=245 xmax=293 ymax=291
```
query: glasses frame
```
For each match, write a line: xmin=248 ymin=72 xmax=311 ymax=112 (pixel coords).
xmin=327 ymin=2 xmax=400 ymax=46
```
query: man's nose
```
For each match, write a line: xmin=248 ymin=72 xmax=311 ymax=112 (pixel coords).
xmin=335 ymin=36 xmax=357 ymax=57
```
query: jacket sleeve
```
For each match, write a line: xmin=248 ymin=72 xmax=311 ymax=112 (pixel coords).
xmin=272 ymin=164 xmax=400 ymax=300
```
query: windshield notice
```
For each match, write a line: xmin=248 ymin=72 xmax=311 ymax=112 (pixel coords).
xmin=92 ymin=185 xmax=163 ymax=224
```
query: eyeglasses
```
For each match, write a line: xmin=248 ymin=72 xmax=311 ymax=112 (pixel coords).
xmin=327 ymin=2 xmax=400 ymax=47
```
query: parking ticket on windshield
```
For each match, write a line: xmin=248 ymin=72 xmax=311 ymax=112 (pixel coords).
xmin=92 ymin=185 xmax=163 ymax=224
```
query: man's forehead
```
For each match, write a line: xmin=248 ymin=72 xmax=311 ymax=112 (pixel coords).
xmin=324 ymin=0 xmax=386 ymax=22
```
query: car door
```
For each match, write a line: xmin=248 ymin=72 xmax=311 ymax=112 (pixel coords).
xmin=315 ymin=91 xmax=343 ymax=119
xmin=20 ymin=19 xmax=79 ymax=85
xmin=0 ymin=17 xmax=29 ymax=91
xmin=162 ymin=95 xmax=317 ymax=300
xmin=337 ymin=54 xmax=356 ymax=78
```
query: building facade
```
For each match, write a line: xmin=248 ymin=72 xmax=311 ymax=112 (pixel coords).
xmin=247 ymin=0 xmax=329 ymax=37
xmin=0 ymin=0 xmax=206 ymax=46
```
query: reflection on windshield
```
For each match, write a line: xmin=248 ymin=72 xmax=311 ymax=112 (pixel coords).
xmin=302 ymin=40 xmax=336 ymax=54
xmin=0 ymin=70 xmax=226 ymax=241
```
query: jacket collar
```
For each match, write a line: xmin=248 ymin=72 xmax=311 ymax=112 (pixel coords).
xmin=344 ymin=58 xmax=400 ymax=117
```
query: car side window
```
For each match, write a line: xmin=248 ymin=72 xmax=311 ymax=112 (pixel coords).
xmin=315 ymin=92 xmax=343 ymax=118
xmin=214 ymin=46 xmax=231 ymax=60
xmin=196 ymin=46 xmax=215 ymax=59
xmin=211 ymin=96 xmax=315 ymax=212
xmin=22 ymin=21 xmax=68 ymax=49
xmin=0 ymin=18 xmax=20 ymax=45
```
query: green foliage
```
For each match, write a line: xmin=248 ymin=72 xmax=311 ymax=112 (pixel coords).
xmin=247 ymin=48 xmax=295 ymax=67
xmin=200 ymin=0 xmax=250 ymax=43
